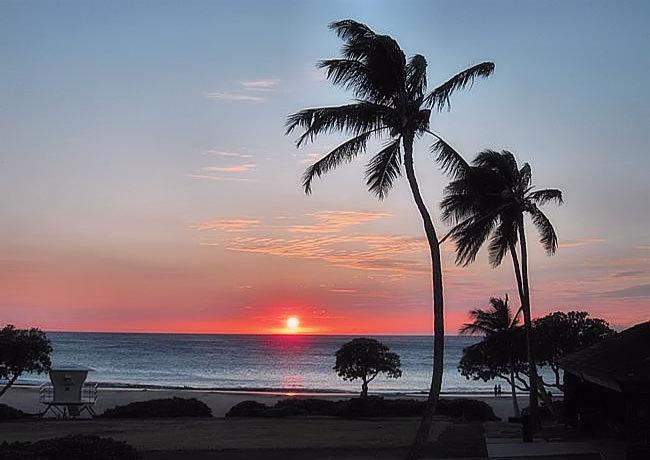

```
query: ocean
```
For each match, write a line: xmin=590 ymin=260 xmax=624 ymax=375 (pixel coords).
xmin=16 ymin=333 xmax=537 ymax=394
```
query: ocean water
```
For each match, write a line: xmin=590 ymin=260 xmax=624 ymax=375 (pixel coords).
xmin=17 ymin=333 xmax=523 ymax=394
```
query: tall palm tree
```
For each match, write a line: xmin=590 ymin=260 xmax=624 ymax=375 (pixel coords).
xmin=285 ymin=20 xmax=494 ymax=458
xmin=440 ymin=150 xmax=563 ymax=427
xmin=460 ymin=294 xmax=523 ymax=415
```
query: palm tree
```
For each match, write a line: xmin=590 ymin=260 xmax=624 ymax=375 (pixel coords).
xmin=440 ymin=150 xmax=563 ymax=428
xmin=285 ymin=20 xmax=494 ymax=458
xmin=460 ymin=294 xmax=523 ymax=415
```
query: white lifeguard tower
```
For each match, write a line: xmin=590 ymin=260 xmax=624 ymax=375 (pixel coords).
xmin=39 ymin=366 xmax=98 ymax=418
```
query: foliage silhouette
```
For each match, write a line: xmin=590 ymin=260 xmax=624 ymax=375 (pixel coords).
xmin=441 ymin=150 xmax=562 ymax=427
xmin=334 ymin=337 xmax=402 ymax=398
xmin=0 ymin=325 xmax=51 ymax=398
xmin=99 ymin=397 xmax=212 ymax=418
xmin=532 ymin=311 xmax=615 ymax=391
xmin=459 ymin=295 xmax=523 ymax=415
xmin=286 ymin=19 xmax=493 ymax=458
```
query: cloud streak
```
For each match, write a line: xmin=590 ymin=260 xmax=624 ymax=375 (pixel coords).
xmin=192 ymin=219 xmax=260 ymax=232
xmin=228 ymin=233 xmax=428 ymax=273
xmin=240 ymin=79 xmax=280 ymax=91
xmin=558 ymin=237 xmax=606 ymax=248
xmin=205 ymin=150 xmax=253 ymax=159
xmin=288 ymin=211 xmax=392 ymax=234
xmin=206 ymin=78 xmax=280 ymax=102
xmin=188 ymin=174 xmax=260 ymax=183
xmin=205 ymin=91 xmax=264 ymax=102
xmin=202 ymin=164 xmax=257 ymax=172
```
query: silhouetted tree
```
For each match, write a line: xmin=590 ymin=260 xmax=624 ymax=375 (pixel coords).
xmin=0 ymin=325 xmax=52 ymax=398
xmin=441 ymin=150 xmax=563 ymax=427
xmin=533 ymin=311 xmax=615 ymax=391
xmin=285 ymin=20 xmax=493 ymax=457
xmin=334 ymin=338 xmax=402 ymax=398
xmin=459 ymin=329 xmax=529 ymax=390
xmin=459 ymin=295 xmax=523 ymax=415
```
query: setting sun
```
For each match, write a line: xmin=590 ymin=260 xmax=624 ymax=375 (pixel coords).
xmin=286 ymin=317 xmax=300 ymax=329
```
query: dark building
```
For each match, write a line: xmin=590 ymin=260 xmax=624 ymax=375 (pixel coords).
xmin=559 ymin=320 xmax=650 ymax=459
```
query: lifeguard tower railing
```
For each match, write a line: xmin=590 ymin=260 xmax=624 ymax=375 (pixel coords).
xmin=39 ymin=366 xmax=98 ymax=418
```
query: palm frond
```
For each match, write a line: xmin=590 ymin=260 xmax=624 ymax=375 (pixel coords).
xmin=326 ymin=20 xmax=406 ymax=103
xmin=424 ymin=62 xmax=494 ymax=111
xmin=318 ymin=59 xmax=368 ymax=92
xmin=302 ymin=130 xmax=377 ymax=194
xmin=329 ymin=20 xmax=374 ymax=42
xmin=285 ymin=103 xmax=389 ymax=147
xmin=431 ymin=136 xmax=470 ymax=179
xmin=487 ymin=216 xmax=519 ymax=267
xmin=365 ymin=139 xmax=402 ymax=199
xmin=529 ymin=189 xmax=563 ymax=206
xmin=406 ymin=54 xmax=428 ymax=99
xmin=518 ymin=162 xmax=532 ymax=190
xmin=451 ymin=215 xmax=497 ymax=266
xmin=529 ymin=205 xmax=559 ymax=255
xmin=459 ymin=321 xmax=495 ymax=336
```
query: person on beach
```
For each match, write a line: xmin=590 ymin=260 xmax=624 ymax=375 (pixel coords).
xmin=497 ymin=384 xmax=502 ymax=398
xmin=494 ymin=384 xmax=498 ymax=398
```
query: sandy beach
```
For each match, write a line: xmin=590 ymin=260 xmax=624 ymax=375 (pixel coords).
xmin=1 ymin=384 xmax=524 ymax=420
xmin=1 ymin=386 xmax=625 ymax=460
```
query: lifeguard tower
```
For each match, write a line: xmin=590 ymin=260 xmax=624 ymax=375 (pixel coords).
xmin=39 ymin=366 xmax=98 ymax=418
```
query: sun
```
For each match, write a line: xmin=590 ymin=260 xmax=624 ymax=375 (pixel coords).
xmin=286 ymin=317 xmax=300 ymax=329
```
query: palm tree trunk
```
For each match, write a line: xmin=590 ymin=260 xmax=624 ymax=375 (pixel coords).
xmin=509 ymin=360 xmax=520 ymax=417
xmin=517 ymin=217 xmax=540 ymax=429
xmin=508 ymin=242 xmax=525 ymax=305
xmin=403 ymin=135 xmax=445 ymax=460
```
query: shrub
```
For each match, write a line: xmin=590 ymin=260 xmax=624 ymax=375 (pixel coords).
xmin=225 ymin=397 xmax=497 ymax=421
xmin=0 ymin=403 xmax=27 ymax=421
xmin=274 ymin=398 xmax=341 ymax=416
xmin=100 ymin=397 xmax=211 ymax=418
xmin=225 ymin=400 xmax=271 ymax=418
xmin=0 ymin=435 xmax=140 ymax=460
xmin=436 ymin=398 xmax=498 ymax=421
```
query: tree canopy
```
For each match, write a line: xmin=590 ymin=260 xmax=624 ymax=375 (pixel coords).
xmin=0 ymin=325 xmax=52 ymax=398
xmin=532 ymin=311 xmax=615 ymax=390
xmin=458 ymin=311 xmax=615 ymax=393
xmin=334 ymin=337 xmax=402 ymax=398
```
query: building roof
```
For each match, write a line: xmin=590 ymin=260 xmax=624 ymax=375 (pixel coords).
xmin=559 ymin=320 xmax=650 ymax=392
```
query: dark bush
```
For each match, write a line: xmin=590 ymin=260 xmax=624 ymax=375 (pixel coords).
xmin=225 ymin=397 xmax=497 ymax=421
xmin=0 ymin=403 xmax=27 ymax=421
xmin=274 ymin=398 xmax=341 ymax=416
xmin=436 ymin=398 xmax=498 ymax=421
xmin=0 ymin=434 xmax=140 ymax=460
xmin=337 ymin=396 xmax=388 ymax=417
xmin=100 ymin=397 xmax=211 ymax=418
xmin=225 ymin=400 xmax=271 ymax=418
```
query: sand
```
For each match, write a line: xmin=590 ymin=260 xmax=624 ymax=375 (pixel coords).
xmin=0 ymin=385 xmax=532 ymax=459
xmin=2 ymin=385 xmax=525 ymax=420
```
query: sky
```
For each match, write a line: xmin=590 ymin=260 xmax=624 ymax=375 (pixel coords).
xmin=1 ymin=0 xmax=649 ymax=335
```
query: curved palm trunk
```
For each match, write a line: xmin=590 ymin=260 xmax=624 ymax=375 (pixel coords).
xmin=509 ymin=359 xmax=520 ymax=417
xmin=403 ymin=136 xmax=445 ymax=460
xmin=516 ymin=218 xmax=540 ymax=429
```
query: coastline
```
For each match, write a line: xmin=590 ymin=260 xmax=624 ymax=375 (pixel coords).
xmin=3 ymin=384 xmax=526 ymax=421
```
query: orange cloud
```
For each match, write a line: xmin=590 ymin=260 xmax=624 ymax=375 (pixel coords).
xmin=191 ymin=219 xmax=260 ymax=232
xmin=558 ymin=237 xmax=606 ymax=248
xmin=188 ymin=174 xmax=259 ymax=182
xmin=228 ymin=233 xmax=428 ymax=273
xmin=288 ymin=211 xmax=392 ymax=233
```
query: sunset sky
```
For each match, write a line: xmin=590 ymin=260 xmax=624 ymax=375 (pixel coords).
xmin=2 ymin=1 xmax=649 ymax=334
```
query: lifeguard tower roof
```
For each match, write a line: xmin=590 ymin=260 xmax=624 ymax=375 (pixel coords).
xmin=50 ymin=365 xmax=94 ymax=371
